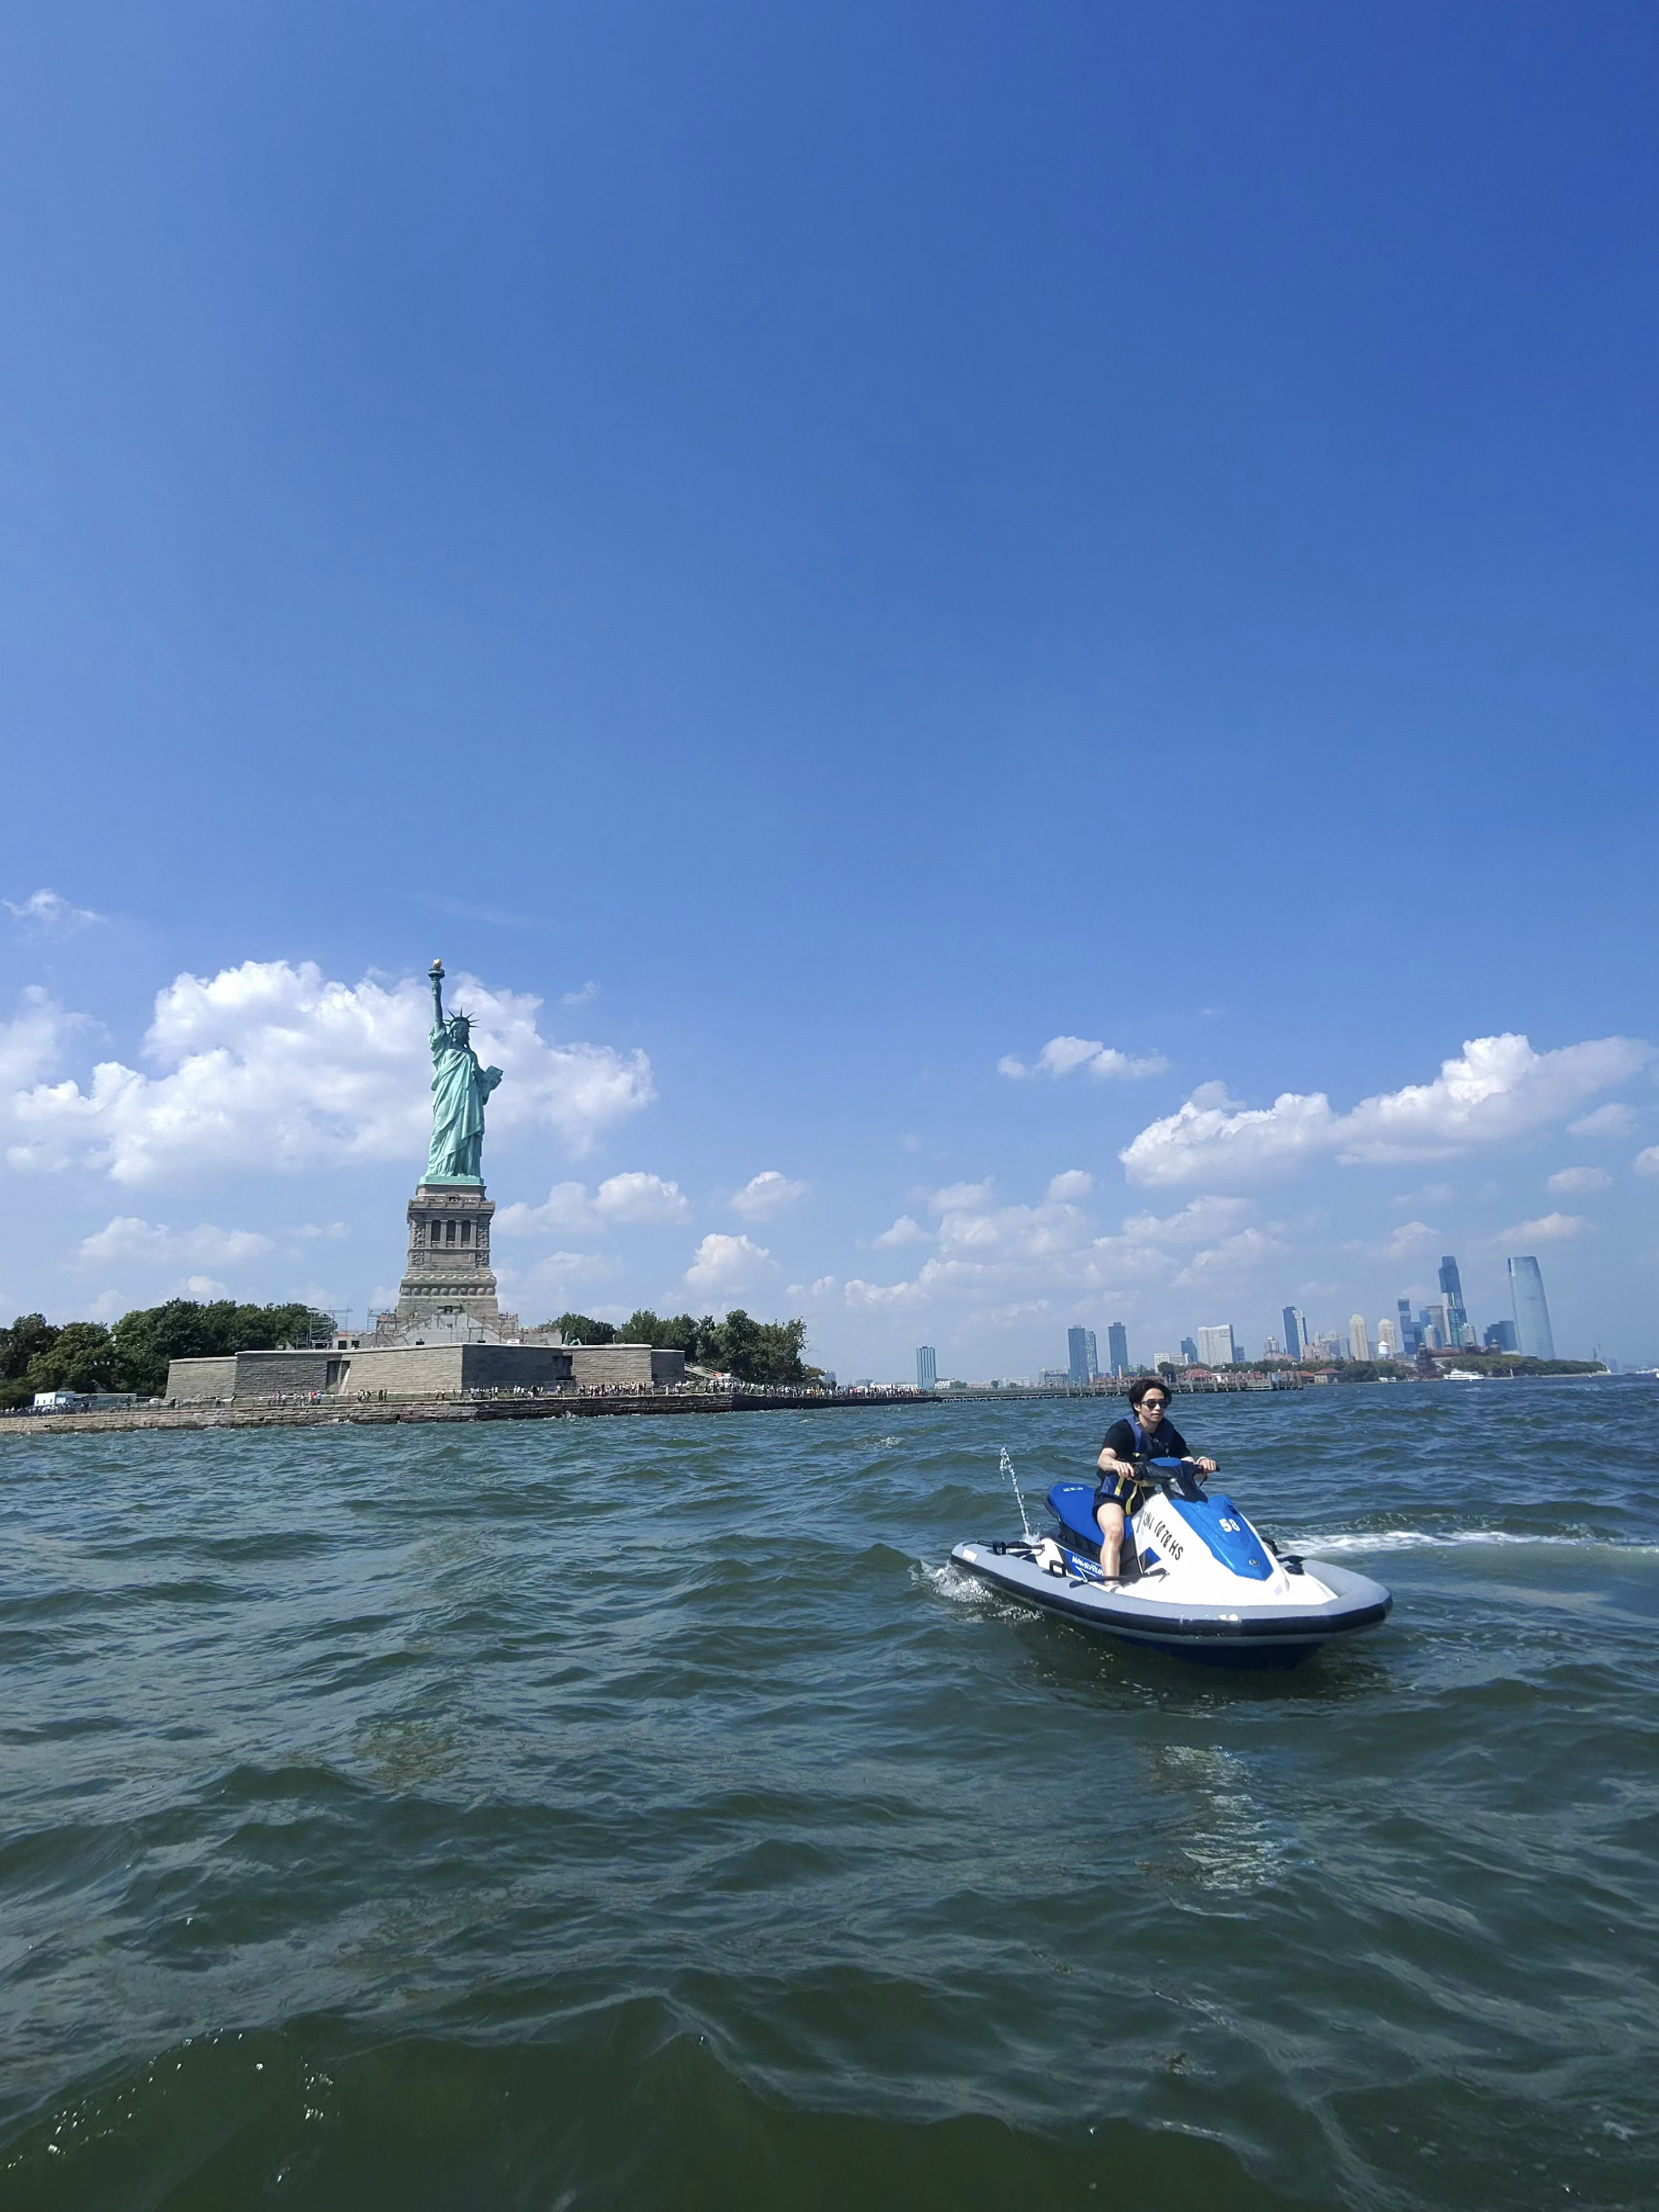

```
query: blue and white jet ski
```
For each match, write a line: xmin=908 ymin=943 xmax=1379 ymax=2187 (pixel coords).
xmin=951 ymin=1455 xmax=1391 ymax=1669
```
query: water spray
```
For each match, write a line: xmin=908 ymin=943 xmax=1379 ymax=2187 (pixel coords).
xmin=1000 ymin=1446 xmax=1037 ymax=1544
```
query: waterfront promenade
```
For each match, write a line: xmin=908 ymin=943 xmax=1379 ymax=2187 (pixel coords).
xmin=0 ymin=1384 xmax=936 ymax=1438
xmin=0 ymin=1369 xmax=1317 ymax=1440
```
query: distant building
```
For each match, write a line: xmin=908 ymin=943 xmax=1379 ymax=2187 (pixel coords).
xmin=1438 ymin=1255 xmax=1470 ymax=1346
xmin=1376 ymin=1317 xmax=1400 ymax=1357
xmin=1153 ymin=1351 xmax=1179 ymax=1374
xmin=1349 ymin=1313 xmax=1371 ymax=1362
xmin=916 ymin=1345 xmax=937 ymax=1391
xmin=1067 ymin=1325 xmax=1098 ymax=1386
xmin=1419 ymin=1302 xmax=1450 ymax=1351
xmin=1397 ymin=1297 xmax=1421 ymax=1356
xmin=1197 ymin=1324 xmax=1237 ymax=1368
xmin=1039 ymin=1368 xmax=1071 ymax=1389
xmin=1263 ymin=1333 xmax=1282 ymax=1357
xmin=1508 ymin=1256 xmax=1556 ymax=1359
xmin=1281 ymin=1305 xmax=1302 ymax=1361
xmin=1107 ymin=1321 xmax=1129 ymax=1376
xmin=1484 ymin=1320 xmax=1518 ymax=1351
xmin=1180 ymin=1335 xmax=1199 ymax=1365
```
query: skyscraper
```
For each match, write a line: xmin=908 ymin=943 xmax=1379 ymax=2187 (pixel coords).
xmin=1180 ymin=1335 xmax=1198 ymax=1365
xmin=1376 ymin=1317 xmax=1400 ymax=1357
xmin=1281 ymin=1305 xmax=1302 ymax=1361
xmin=1485 ymin=1321 xmax=1518 ymax=1351
xmin=1508 ymin=1256 xmax=1556 ymax=1359
xmin=916 ymin=1345 xmax=937 ymax=1391
xmin=1397 ymin=1296 xmax=1420 ymax=1355
xmin=1439 ymin=1256 xmax=1469 ymax=1345
xmin=1107 ymin=1322 xmax=1128 ymax=1377
xmin=1066 ymin=1326 xmax=1098 ymax=1386
xmin=1349 ymin=1313 xmax=1371 ymax=1362
xmin=1196 ymin=1324 xmax=1237 ymax=1368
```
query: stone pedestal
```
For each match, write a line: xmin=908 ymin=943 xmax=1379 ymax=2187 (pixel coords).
xmin=394 ymin=1182 xmax=500 ymax=1326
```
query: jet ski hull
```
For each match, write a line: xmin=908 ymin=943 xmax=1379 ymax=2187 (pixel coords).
xmin=949 ymin=1541 xmax=1392 ymax=1669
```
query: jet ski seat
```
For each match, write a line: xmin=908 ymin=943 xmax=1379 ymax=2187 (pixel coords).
xmin=1045 ymin=1463 xmax=1188 ymax=1580
xmin=1045 ymin=1483 xmax=1145 ymax=1579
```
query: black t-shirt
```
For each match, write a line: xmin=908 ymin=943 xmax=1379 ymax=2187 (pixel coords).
xmin=1102 ymin=1413 xmax=1191 ymax=1464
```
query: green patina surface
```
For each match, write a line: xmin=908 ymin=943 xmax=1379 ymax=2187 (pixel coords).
xmin=424 ymin=959 xmax=503 ymax=1184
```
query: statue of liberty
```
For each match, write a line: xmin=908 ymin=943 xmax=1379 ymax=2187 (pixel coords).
xmin=424 ymin=960 xmax=503 ymax=1183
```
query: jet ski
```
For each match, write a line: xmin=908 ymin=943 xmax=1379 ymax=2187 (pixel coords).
xmin=951 ymin=1454 xmax=1391 ymax=1669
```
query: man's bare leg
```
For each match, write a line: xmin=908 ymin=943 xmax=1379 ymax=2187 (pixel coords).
xmin=1095 ymin=1500 xmax=1125 ymax=1578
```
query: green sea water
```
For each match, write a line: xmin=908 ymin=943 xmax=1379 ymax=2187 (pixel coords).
xmin=3 ymin=1381 xmax=1657 ymax=2210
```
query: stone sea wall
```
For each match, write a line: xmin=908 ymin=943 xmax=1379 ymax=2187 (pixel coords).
xmin=1 ymin=1389 xmax=935 ymax=1439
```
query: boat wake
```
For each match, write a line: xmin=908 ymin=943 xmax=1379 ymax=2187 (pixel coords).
xmin=915 ymin=1559 xmax=1038 ymax=1618
xmin=1294 ymin=1527 xmax=1659 ymax=1556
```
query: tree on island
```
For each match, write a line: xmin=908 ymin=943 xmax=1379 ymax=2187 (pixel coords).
xmin=539 ymin=1307 xmax=813 ymax=1386
xmin=1 ymin=1297 xmax=335 ymax=1407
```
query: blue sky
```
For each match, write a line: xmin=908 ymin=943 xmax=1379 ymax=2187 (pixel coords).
xmin=2 ymin=1 xmax=1656 ymax=1373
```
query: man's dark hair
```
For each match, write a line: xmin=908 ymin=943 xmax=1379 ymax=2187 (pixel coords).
xmin=1128 ymin=1376 xmax=1170 ymax=1411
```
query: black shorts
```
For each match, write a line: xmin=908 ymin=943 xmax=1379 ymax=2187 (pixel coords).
xmin=1093 ymin=1474 xmax=1147 ymax=1520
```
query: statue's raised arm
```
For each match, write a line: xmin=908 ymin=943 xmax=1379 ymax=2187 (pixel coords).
xmin=423 ymin=957 xmax=501 ymax=1184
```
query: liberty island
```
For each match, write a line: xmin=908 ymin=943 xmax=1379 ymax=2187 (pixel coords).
xmin=1 ymin=958 xmax=927 ymax=1426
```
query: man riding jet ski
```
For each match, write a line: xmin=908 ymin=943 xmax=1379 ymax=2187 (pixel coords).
xmin=950 ymin=1388 xmax=1392 ymax=1669
xmin=1094 ymin=1377 xmax=1213 ymax=1579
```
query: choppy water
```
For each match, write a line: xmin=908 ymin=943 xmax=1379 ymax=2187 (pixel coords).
xmin=3 ymin=1381 xmax=1657 ymax=2210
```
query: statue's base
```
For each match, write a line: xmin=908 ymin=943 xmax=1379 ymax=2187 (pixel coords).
xmin=391 ymin=1181 xmax=500 ymax=1327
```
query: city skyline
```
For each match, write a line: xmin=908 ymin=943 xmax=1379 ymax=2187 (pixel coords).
xmin=1020 ymin=1247 xmax=1570 ymax=1382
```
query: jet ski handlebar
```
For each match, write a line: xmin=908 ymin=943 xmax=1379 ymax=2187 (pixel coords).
xmin=1132 ymin=1453 xmax=1212 ymax=1502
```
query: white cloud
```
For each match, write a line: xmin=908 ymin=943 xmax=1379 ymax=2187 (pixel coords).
xmin=0 ymin=988 xmax=86 ymax=1093
xmin=498 ymin=1250 xmax=618 ymax=1313
xmin=1172 ymin=1226 xmax=1285 ymax=1284
xmin=1547 ymin=1166 xmax=1611 ymax=1195
xmin=559 ymin=981 xmax=599 ymax=1006
xmin=1120 ymin=1035 xmax=1652 ymax=1188
xmin=1568 ymin=1102 xmax=1637 ymax=1138
xmin=1634 ymin=1148 xmax=1659 ymax=1180
xmin=1118 ymin=1194 xmax=1255 ymax=1247
xmin=730 ymin=1170 xmax=808 ymax=1220
xmin=1493 ymin=1212 xmax=1589 ymax=1245
xmin=3 ymin=888 xmax=101 ymax=930
xmin=76 ymin=1216 xmax=276 ymax=1268
xmin=1359 ymin=1219 xmax=1440 ymax=1262
xmin=1 ymin=960 xmax=654 ymax=1184
xmin=930 ymin=1179 xmax=997 ymax=1214
xmin=1046 ymin=1169 xmax=1093 ymax=1201
xmin=1391 ymin=1181 xmax=1455 ymax=1209
xmin=847 ymin=1176 xmax=1122 ymax=1310
xmin=998 ymin=1035 xmax=1169 ymax=1081
xmin=844 ymin=1274 xmax=928 ymax=1310
xmin=592 ymin=1171 xmax=691 ymax=1223
xmin=683 ymin=1232 xmax=775 ymax=1303
xmin=496 ymin=1171 xmax=690 ymax=1235
xmin=873 ymin=1214 xmax=931 ymax=1248
xmin=179 ymin=1274 xmax=232 ymax=1299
